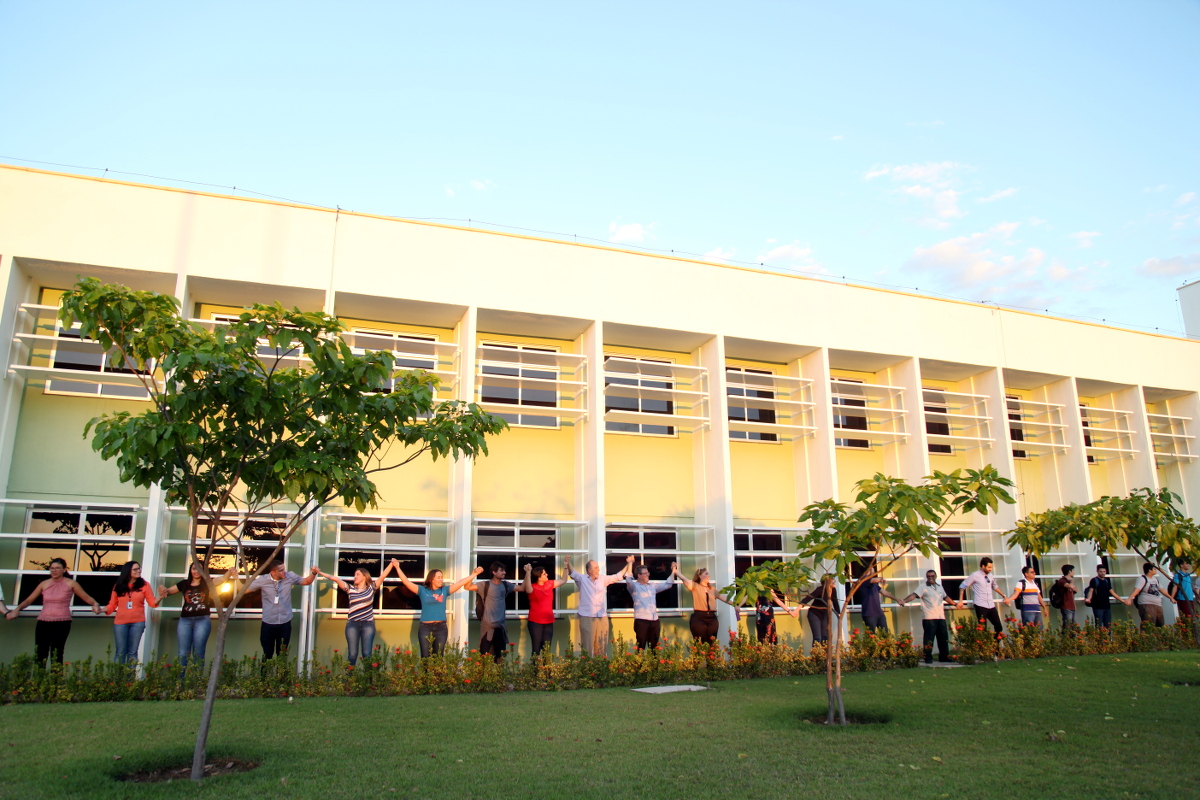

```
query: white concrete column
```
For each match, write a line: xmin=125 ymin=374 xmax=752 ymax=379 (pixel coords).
xmin=1043 ymin=377 xmax=1093 ymax=508
xmin=969 ymin=368 xmax=1022 ymax=602
xmin=297 ymin=509 xmax=322 ymax=668
xmin=137 ymin=484 xmax=170 ymax=667
xmin=576 ymin=321 xmax=606 ymax=569
xmin=1162 ymin=391 xmax=1200 ymax=518
xmin=0 ymin=255 xmax=33 ymax=496
xmin=693 ymin=335 xmax=735 ymax=642
xmin=1113 ymin=385 xmax=1159 ymax=497
xmin=882 ymin=357 xmax=930 ymax=482
xmin=794 ymin=348 xmax=837 ymax=505
xmin=447 ymin=307 xmax=478 ymax=646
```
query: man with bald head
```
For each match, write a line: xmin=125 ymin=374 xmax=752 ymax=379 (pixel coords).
xmin=566 ymin=555 xmax=631 ymax=657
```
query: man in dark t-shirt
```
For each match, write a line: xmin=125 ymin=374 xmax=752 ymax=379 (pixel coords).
xmin=465 ymin=562 xmax=515 ymax=662
xmin=856 ymin=568 xmax=901 ymax=632
xmin=1083 ymin=564 xmax=1128 ymax=629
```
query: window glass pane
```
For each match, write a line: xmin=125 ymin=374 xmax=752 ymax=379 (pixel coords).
xmin=29 ymin=511 xmax=82 ymax=535
xmin=477 ymin=528 xmax=515 ymax=548
xmin=734 ymin=555 xmax=753 ymax=578
xmin=340 ymin=523 xmax=382 ymax=544
xmin=380 ymin=552 xmax=426 ymax=610
xmin=22 ymin=541 xmax=76 ymax=572
xmin=518 ymin=528 xmax=556 ymax=549
xmin=76 ymin=541 xmax=131 ymax=573
xmin=520 ymin=415 xmax=557 ymax=427
xmin=751 ymin=533 xmax=783 ymax=551
xmin=53 ymin=338 xmax=103 ymax=372
xmin=643 ymin=556 xmax=678 ymax=607
xmin=605 ymin=555 xmax=633 ymax=609
xmin=732 ymin=533 xmax=750 ymax=551
xmin=384 ymin=525 xmax=426 ymax=546
xmin=605 ymin=530 xmax=639 ymax=549
xmin=643 ymin=531 xmax=677 ymax=550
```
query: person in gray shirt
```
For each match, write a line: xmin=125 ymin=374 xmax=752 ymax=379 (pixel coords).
xmin=465 ymin=561 xmax=516 ymax=662
xmin=244 ymin=560 xmax=318 ymax=659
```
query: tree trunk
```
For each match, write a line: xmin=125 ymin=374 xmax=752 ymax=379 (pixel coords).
xmin=834 ymin=608 xmax=847 ymax=725
xmin=191 ymin=611 xmax=230 ymax=782
xmin=824 ymin=602 xmax=836 ymax=724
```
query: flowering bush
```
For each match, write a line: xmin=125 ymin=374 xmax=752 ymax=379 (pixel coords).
xmin=1 ymin=619 xmax=1189 ymax=704
xmin=953 ymin=617 xmax=1195 ymax=664
xmin=0 ymin=633 xmax=913 ymax=704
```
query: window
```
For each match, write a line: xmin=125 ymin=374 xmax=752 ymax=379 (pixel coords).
xmin=936 ymin=533 xmax=966 ymax=598
xmin=605 ymin=357 xmax=676 ymax=436
xmin=1080 ymin=404 xmax=1097 ymax=464
xmin=210 ymin=314 xmax=308 ymax=372
xmin=727 ymin=367 xmax=777 ymax=442
xmin=1007 ymin=395 xmax=1028 ymax=459
xmin=334 ymin=517 xmax=429 ymax=613
xmin=475 ymin=523 xmax=561 ymax=614
xmin=604 ymin=527 xmax=680 ymax=610
xmin=46 ymin=320 xmax=153 ymax=400
xmin=16 ymin=507 xmax=137 ymax=609
xmin=193 ymin=515 xmax=295 ymax=610
xmin=733 ymin=529 xmax=787 ymax=579
xmin=480 ymin=343 xmax=559 ymax=428
xmin=832 ymin=379 xmax=869 ymax=448
xmin=924 ymin=391 xmax=953 ymax=454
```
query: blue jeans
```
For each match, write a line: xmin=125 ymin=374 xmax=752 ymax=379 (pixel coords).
xmin=177 ymin=615 xmax=212 ymax=666
xmin=1060 ymin=608 xmax=1076 ymax=628
xmin=114 ymin=621 xmax=146 ymax=664
xmin=1093 ymin=607 xmax=1112 ymax=628
xmin=1020 ymin=609 xmax=1042 ymax=626
xmin=345 ymin=619 xmax=376 ymax=665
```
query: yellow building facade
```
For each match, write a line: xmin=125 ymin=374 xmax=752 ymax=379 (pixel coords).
xmin=1 ymin=164 xmax=1198 ymax=664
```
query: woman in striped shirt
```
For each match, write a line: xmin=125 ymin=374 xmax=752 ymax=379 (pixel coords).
xmin=315 ymin=561 xmax=397 ymax=665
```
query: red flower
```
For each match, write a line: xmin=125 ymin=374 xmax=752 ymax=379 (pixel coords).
xmin=372 ymin=662 xmax=379 ymax=668
xmin=464 ymin=678 xmax=471 ymax=684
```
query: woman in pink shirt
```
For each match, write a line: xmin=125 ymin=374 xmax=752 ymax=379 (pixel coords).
xmin=103 ymin=560 xmax=158 ymax=664
xmin=5 ymin=557 xmax=103 ymax=665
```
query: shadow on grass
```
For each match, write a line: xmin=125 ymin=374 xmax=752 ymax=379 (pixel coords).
xmin=101 ymin=745 xmax=264 ymax=784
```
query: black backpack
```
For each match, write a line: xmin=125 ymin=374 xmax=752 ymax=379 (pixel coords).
xmin=474 ymin=580 xmax=488 ymax=620
xmin=1049 ymin=580 xmax=1065 ymax=610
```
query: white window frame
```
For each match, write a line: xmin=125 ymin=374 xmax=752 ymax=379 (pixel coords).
xmin=727 ymin=366 xmax=779 ymax=443
xmin=478 ymin=341 xmax=562 ymax=429
xmin=604 ymin=354 xmax=679 ymax=437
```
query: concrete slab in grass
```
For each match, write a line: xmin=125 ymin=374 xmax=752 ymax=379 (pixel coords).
xmin=631 ymin=685 xmax=709 ymax=694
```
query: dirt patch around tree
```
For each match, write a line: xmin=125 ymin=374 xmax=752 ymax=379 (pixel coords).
xmin=803 ymin=710 xmax=894 ymax=726
xmin=115 ymin=757 xmax=259 ymax=783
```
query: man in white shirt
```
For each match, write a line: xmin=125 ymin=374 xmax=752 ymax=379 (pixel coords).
xmin=901 ymin=569 xmax=963 ymax=663
xmin=958 ymin=556 xmax=1006 ymax=640
xmin=566 ymin=555 xmax=630 ymax=657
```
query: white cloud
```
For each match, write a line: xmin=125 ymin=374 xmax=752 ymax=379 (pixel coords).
xmin=444 ymin=185 xmax=456 ymax=198
xmin=1028 ymin=217 xmax=1047 ymax=227
xmin=830 ymin=134 xmax=844 ymax=141
xmin=1070 ymin=231 xmax=1101 ymax=248
xmin=978 ymin=188 xmax=1019 ymax=203
xmin=1138 ymin=253 xmax=1200 ymax=278
xmin=903 ymin=222 xmax=1093 ymax=308
xmin=864 ymin=161 xmax=971 ymax=226
xmin=758 ymin=241 xmax=814 ymax=264
xmin=470 ymin=179 xmax=494 ymax=191
xmin=608 ymin=221 xmax=654 ymax=244
xmin=1144 ymin=185 xmax=1168 ymax=193
xmin=1176 ymin=192 xmax=1196 ymax=206
xmin=704 ymin=246 xmax=736 ymax=261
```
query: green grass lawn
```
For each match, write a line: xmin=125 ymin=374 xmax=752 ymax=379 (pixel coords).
xmin=1 ymin=651 xmax=1197 ymax=800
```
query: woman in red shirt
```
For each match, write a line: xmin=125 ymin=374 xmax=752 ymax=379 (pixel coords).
xmin=523 ymin=561 xmax=565 ymax=657
xmin=104 ymin=560 xmax=158 ymax=664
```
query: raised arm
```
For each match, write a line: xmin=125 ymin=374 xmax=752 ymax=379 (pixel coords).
xmin=522 ymin=563 xmax=534 ymax=594
xmin=297 ymin=566 xmax=319 ymax=587
xmin=317 ymin=569 xmax=350 ymax=594
xmin=672 ymin=562 xmax=693 ymax=591
xmin=880 ymin=584 xmax=902 ymax=604
xmin=372 ymin=559 xmax=396 ymax=590
xmin=391 ymin=559 xmax=420 ymax=594
xmin=460 ymin=566 xmax=487 ymax=592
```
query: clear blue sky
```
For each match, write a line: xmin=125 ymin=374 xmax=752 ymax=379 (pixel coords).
xmin=2 ymin=1 xmax=1198 ymax=335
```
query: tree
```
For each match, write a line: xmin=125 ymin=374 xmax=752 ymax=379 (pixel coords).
xmin=1007 ymin=487 xmax=1200 ymax=642
xmin=724 ymin=467 xmax=1015 ymax=725
xmin=59 ymin=278 xmax=507 ymax=781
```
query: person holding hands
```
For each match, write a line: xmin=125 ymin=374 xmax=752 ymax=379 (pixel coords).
xmin=313 ymin=560 xmax=396 ymax=665
xmin=393 ymin=560 xmax=479 ymax=657
xmin=567 ymin=555 xmax=631 ymax=657
xmin=900 ymin=569 xmax=963 ymax=663
xmin=672 ymin=563 xmax=739 ymax=645
xmin=524 ymin=560 xmax=566 ymax=656
xmin=1082 ymin=563 xmax=1129 ymax=629
xmin=1003 ymin=565 xmax=1049 ymax=627
xmin=242 ymin=560 xmax=319 ymax=660
xmin=624 ymin=555 xmax=674 ymax=650
xmin=158 ymin=561 xmax=236 ymax=668
xmin=103 ymin=560 xmax=160 ymax=664
xmin=6 ymin=557 xmax=103 ymax=666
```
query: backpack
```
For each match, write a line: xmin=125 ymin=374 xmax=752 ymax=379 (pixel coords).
xmin=474 ymin=580 xmax=489 ymax=620
xmin=1048 ymin=580 xmax=1066 ymax=610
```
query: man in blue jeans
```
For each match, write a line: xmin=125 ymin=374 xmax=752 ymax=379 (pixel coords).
xmin=1083 ymin=564 xmax=1128 ymax=629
